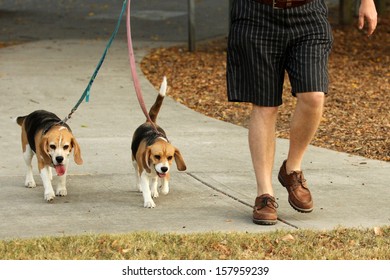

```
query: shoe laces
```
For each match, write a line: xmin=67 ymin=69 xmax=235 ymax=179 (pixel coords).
xmin=256 ymin=196 xmax=279 ymax=210
xmin=291 ymin=171 xmax=307 ymax=187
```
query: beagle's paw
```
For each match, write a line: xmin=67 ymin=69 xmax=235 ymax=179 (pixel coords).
xmin=132 ymin=181 xmax=142 ymax=192
xmin=144 ymin=200 xmax=156 ymax=208
xmin=160 ymin=185 xmax=169 ymax=195
xmin=44 ymin=191 xmax=55 ymax=202
xmin=151 ymin=189 xmax=159 ymax=198
xmin=25 ymin=180 xmax=37 ymax=188
xmin=56 ymin=188 xmax=67 ymax=197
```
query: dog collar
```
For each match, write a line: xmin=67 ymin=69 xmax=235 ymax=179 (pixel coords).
xmin=42 ymin=121 xmax=71 ymax=136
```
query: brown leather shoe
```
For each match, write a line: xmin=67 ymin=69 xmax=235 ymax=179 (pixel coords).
xmin=252 ymin=194 xmax=278 ymax=225
xmin=278 ymin=160 xmax=313 ymax=213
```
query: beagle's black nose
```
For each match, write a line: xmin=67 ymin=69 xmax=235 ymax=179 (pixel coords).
xmin=161 ymin=166 xmax=168 ymax=173
xmin=56 ymin=156 xmax=64 ymax=163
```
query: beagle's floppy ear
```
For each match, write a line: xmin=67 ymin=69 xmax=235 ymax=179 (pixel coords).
xmin=71 ymin=137 xmax=83 ymax=165
xmin=174 ymin=148 xmax=186 ymax=171
xmin=38 ymin=136 xmax=52 ymax=165
xmin=142 ymin=147 xmax=152 ymax=173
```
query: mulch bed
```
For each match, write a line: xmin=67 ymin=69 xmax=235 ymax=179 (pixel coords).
xmin=141 ymin=17 xmax=390 ymax=162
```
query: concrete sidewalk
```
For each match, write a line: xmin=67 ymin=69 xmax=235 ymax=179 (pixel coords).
xmin=0 ymin=1 xmax=389 ymax=240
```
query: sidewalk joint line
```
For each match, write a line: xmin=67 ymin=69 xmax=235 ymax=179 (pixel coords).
xmin=187 ymin=172 xmax=299 ymax=229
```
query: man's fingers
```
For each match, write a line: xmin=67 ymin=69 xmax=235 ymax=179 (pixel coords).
xmin=358 ymin=15 xmax=365 ymax=30
xmin=365 ymin=17 xmax=377 ymax=36
xmin=358 ymin=14 xmax=377 ymax=36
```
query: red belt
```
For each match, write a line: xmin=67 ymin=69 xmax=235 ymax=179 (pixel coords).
xmin=253 ymin=0 xmax=313 ymax=9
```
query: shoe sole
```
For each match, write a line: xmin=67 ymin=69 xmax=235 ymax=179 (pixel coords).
xmin=287 ymin=199 xmax=313 ymax=213
xmin=252 ymin=218 xmax=277 ymax=225
xmin=278 ymin=174 xmax=313 ymax=213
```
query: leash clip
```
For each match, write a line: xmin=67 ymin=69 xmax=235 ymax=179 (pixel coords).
xmin=62 ymin=116 xmax=70 ymax=124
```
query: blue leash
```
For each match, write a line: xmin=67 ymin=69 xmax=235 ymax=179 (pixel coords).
xmin=63 ymin=0 xmax=128 ymax=123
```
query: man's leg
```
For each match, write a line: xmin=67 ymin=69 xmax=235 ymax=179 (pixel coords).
xmin=277 ymin=91 xmax=324 ymax=213
xmin=286 ymin=92 xmax=325 ymax=173
xmin=249 ymin=105 xmax=279 ymax=225
xmin=248 ymin=105 xmax=279 ymax=197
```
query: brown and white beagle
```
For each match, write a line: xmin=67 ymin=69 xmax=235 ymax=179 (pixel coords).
xmin=16 ymin=110 xmax=83 ymax=202
xmin=131 ymin=77 xmax=186 ymax=208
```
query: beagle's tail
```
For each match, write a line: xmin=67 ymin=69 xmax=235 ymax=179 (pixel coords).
xmin=148 ymin=76 xmax=167 ymax=123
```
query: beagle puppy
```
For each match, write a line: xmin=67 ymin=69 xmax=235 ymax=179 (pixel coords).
xmin=16 ymin=110 xmax=83 ymax=202
xmin=131 ymin=77 xmax=186 ymax=208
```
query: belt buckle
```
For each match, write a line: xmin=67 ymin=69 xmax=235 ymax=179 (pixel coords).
xmin=272 ymin=0 xmax=282 ymax=9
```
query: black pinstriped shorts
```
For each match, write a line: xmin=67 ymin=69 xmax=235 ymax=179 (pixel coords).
xmin=227 ymin=0 xmax=333 ymax=106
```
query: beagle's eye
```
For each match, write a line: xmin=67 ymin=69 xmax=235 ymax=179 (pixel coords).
xmin=49 ymin=144 xmax=56 ymax=150
xmin=63 ymin=145 xmax=69 ymax=150
xmin=167 ymin=156 xmax=173 ymax=161
xmin=154 ymin=155 xmax=161 ymax=160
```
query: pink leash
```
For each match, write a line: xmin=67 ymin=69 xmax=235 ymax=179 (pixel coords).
xmin=126 ymin=0 xmax=157 ymax=128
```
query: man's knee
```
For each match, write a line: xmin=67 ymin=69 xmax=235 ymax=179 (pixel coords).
xmin=296 ymin=92 xmax=325 ymax=108
xmin=252 ymin=105 xmax=278 ymax=118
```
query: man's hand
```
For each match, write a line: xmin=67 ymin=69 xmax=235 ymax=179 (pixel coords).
xmin=358 ymin=0 xmax=378 ymax=36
